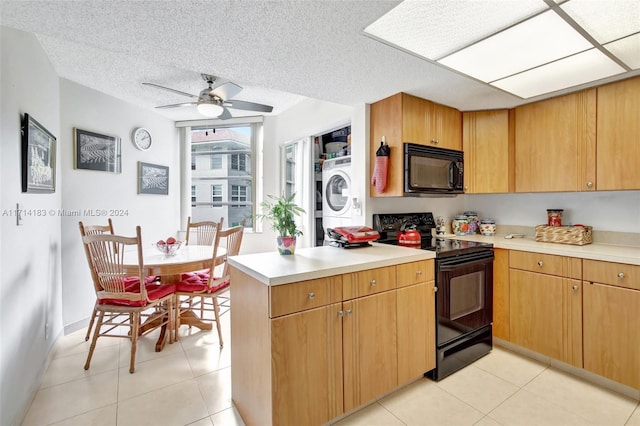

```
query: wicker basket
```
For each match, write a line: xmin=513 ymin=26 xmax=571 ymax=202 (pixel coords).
xmin=535 ymin=225 xmax=593 ymax=246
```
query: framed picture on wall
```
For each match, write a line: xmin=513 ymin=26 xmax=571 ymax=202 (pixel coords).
xmin=73 ymin=128 xmax=121 ymax=173
xmin=138 ymin=162 xmax=169 ymax=195
xmin=21 ymin=113 xmax=57 ymax=193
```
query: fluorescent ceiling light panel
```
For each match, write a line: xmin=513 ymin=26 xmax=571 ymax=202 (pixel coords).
xmin=492 ymin=49 xmax=625 ymax=98
xmin=561 ymin=0 xmax=640 ymax=44
xmin=438 ymin=10 xmax=593 ymax=82
xmin=363 ymin=0 xmax=545 ymax=59
xmin=605 ymin=33 xmax=640 ymax=69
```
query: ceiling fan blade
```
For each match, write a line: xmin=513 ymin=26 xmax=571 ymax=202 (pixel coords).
xmin=155 ymin=102 xmax=198 ymax=109
xmin=217 ymin=108 xmax=233 ymax=120
xmin=225 ymin=99 xmax=273 ymax=113
xmin=211 ymin=82 xmax=243 ymax=101
xmin=142 ymin=82 xmax=198 ymax=99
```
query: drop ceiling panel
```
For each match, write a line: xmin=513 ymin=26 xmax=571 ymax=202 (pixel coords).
xmin=492 ymin=49 xmax=625 ymax=98
xmin=437 ymin=10 xmax=593 ymax=83
xmin=561 ymin=0 xmax=640 ymax=44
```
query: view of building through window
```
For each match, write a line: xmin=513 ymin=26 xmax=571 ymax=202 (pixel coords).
xmin=190 ymin=126 xmax=254 ymax=227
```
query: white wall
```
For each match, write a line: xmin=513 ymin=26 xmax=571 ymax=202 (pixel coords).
xmin=60 ymin=79 xmax=180 ymax=329
xmin=1 ymin=26 xmax=63 ymax=426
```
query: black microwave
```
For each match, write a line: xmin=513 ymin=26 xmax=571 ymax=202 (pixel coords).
xmin=404 ymin=143 xmax=464 ymax=195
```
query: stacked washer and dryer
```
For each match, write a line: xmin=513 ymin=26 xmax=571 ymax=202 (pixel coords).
xmin=322 ymin=155 xmax=353 ymax=232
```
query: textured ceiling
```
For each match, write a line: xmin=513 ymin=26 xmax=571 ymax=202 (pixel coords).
xmin=1 ymin=0 xmax=638 ymax=122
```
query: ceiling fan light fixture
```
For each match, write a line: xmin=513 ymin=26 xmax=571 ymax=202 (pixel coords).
xmin=196 ymin=100 xmax=224 ymax=117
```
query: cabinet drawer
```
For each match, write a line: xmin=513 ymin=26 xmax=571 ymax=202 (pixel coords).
xmin=343 ymin=266 xmax=397 ymax=299
xmin=396 ymin=260 xmax=434 ymax=287
xmin=509 ymin=250 xmax=581 ymax=279
xmin=270 ymin=275 xmax=342 ymax=318
xmin=583 ymin=259 xmax=639 ymax=290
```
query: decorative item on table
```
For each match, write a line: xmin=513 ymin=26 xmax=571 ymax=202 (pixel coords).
xmin=452 ymin=214 xmax=468 ymax=236
xmin=480 ymin=218 xmax=496 ymax=236
xmin=371 ymin=136 xmax=390 ymax=194
xmin=255 ymin=193 xmax=305 ymax=255
xmin=156 ymin=237 xmax=182 ymax=255
xmin=463 ymin=211 xmax=480 ymax=234
xmin=535 ymin=224 xmax=592 ymax=245
xmin=326 ymin=226 xmax=379 ymax=248
xmin=546 ymin=209 xmax=564 ymax=226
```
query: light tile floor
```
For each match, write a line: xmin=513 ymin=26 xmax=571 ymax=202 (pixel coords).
xmin=23 ymin=311 xmax=640 ymax=426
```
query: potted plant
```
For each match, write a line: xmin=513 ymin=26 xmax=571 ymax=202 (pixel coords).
xmin=256 ymin=193 xmax=305 ymax=254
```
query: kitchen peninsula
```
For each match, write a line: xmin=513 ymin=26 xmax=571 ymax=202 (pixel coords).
xmin=228 ymin=244 xmax=436 ymax=426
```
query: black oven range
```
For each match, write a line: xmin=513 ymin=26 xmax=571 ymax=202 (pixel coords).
xmin=373 ymin=212 xmax=495 ymax=381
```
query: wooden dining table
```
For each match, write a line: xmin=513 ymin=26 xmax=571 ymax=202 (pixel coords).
xmin=123 ymin=244 xmax=226 ymax=351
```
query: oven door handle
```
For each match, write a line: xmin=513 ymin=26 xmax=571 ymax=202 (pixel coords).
xmin=437 ymin=255 xmax=494 ymax=270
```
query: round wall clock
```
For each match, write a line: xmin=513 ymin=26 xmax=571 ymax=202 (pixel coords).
xmin=132 ymin=127 xmax=152 ymax=151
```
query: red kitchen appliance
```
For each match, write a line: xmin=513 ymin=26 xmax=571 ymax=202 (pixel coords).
xmin=398 ymin=223 xmax=421 ymax=248
xmin=326 ymin=226 xmax=380 ymax=248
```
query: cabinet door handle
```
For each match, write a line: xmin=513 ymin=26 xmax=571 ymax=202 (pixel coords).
xmin=433 ymin=286 xmax=438 ymax=292
xmin=431 ymin=138 xmax=439 ymax=145
xmin=416 ymin=270 xmax=422 ymax=276
xmin=370 ymin=279 xmax=377 ymax=286
xmin=586 ymin=181 xmax=593 ymax=189
xmin=346 ymin=309 xmax=353 ymax=316
xmin=618 ymin=272 xmax=625 ymax=279
xmin=572 ymin=285 xmax=579 ymax=291
xmin=338 ymin=310 xmax=344 ymax=317
xmin=537 ymin=261 xmax=544 ymax=267
xmin=308 ymin=292 xmax=315 ymax=300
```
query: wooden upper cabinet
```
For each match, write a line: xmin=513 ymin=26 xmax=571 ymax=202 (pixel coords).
xmin=370 ymin=93 xmax=462 ymax=197
xmin=596 ymin=76 xmax=640 ymax=191
xmin=463 ymin=109 xmax=514 ymax=194
xmin=514 ymin=89 xmax=596 ymax=193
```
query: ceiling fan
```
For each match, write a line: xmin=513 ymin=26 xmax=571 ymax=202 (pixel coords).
xmin=143 ymin=73 xmax=273 ymax=119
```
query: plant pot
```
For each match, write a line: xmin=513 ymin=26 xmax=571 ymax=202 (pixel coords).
xmin=277 ymin=236 xmax=297 ymax=255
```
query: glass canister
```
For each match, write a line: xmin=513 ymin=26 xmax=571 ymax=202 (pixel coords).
xmin=547 ymin=209 xmax=564 ymax=226
xmin=480 ymin=218 xmax=497 ymax=236
xmin=452 ymin=215 xmax=468 ymax=236
xmin=463 ymin=211 xmax=480 ymax=234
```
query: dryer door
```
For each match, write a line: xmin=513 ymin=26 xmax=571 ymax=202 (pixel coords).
xmin=324 ymin=171 xmax=351 ymax=216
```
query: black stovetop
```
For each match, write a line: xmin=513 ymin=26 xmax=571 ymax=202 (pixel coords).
xmin=372 ymin=212 xmax=493 ymax=258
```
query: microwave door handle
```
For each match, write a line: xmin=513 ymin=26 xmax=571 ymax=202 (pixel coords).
xmin=448 ymin=161 xmax=456 ymax=187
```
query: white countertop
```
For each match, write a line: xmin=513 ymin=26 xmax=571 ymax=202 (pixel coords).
xmin=228 ymin=243 xmax=435 ymax=286
xmin=445 ymin=233 xmax=640 ymax=265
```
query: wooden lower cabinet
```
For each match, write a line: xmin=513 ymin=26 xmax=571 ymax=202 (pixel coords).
xmin=271 ymin=303 xmax=343 ymax=425
xmin=343 ymin=291 xmax=397 ymax=412
xmin=232 ymin=260 xmax=436 ymax=426
xmin=583 ymin=282 xmax=640 ymax=389
xmin=509 ymin=269 xmax=583 ymax=367
xmin=397 ymin=281 xmax=436 ymax=384
xmin=492 ymin=248 xmax=510 ymax=340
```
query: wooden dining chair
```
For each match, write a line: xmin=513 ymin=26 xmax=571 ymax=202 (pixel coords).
xmin=185 ymin=216 xmax=224 ymax=245
xmin=80 ymin=219 xmax=114 ymax=341
xmin=213 ymin=220 xmax=246 ymax=318
xmin=175 ymin=221 xmax=226 ymax=342
xmin=81 ymin=225 xmax=176 ymax=373
xmin=80 ymin=220 xmax=158 ymax=341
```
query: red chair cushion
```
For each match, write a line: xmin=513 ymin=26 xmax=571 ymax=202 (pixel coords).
xmin=176 ymin=276 xmax=229 ymax=294
xmin=180 ymin=270 xmax=209 ymax=281
xmin=99 ymin=283 xmax=176 ymax=307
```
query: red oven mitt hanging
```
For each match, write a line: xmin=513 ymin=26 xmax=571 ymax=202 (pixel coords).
xmin=371 ymin=140 xmax=390 ymax=194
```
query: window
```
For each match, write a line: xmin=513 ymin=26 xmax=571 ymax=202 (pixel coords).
xmin=231 ymin=153 xmax=247 ymax=171
xmin=211 ymin=184 xmax=222 ymax=207
xmin=284 ymin=144 xmax=297 ymax=198
xmin=231 ymin=185 xmax=248 ymax=208
xmin=189 ymin=123 xmax=258 ymax=228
